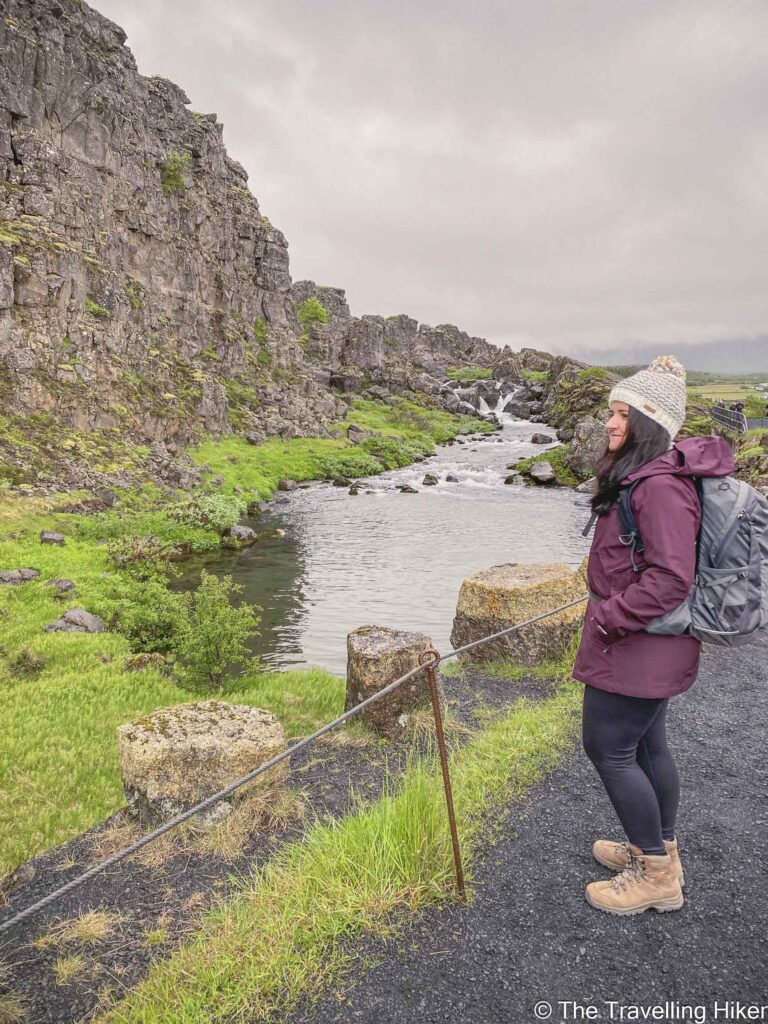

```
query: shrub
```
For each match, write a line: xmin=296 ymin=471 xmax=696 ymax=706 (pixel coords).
xmin=168 ymin=494 xmax=247 ymax=533
xmin=107 ymin=576 xmax=187 ymax=654
xmin=160 ymin=151 xmax=190 ymax=194
xmin=173 ymin=570 xmax=261 ymax=689
xmin=296 ymin=297 xmax=328 ymax=332
xmin=107 ymin=535 xmax=177 ymax=578
xmin=360 ymin=435 xmax=430 ymax=469
xmin=316 ymin=448 xmax=383 ymax=479
xmin=253 ymin=317 xmax=267 ymax=344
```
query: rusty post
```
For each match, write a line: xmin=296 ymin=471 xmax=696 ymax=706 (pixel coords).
xmin=419 ymin=648 xmax=466 ymax=902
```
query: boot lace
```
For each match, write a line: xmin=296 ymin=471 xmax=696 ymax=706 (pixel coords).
xmin=610 ymin=852 xmax=646 ymax=893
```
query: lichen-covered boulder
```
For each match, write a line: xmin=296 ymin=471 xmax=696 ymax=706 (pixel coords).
xmin=44 ymin=607 xmax=104 ymax=633
xmin=566 ymin=415 xmax=607 ymax=480
xmin=117 ymin=701 xmax=287 ymax=828
xmin=0 ymin=568 xmax=40 ymax=586
xmin=40 ymin=531 xmax=65 ymax=545
xmin=222 ymin=524 xmax=257 ymax=548
xmin=346 ymin=626 xmax=440 ymax=738
xmin=450 ymin=563 xmax=586 ymax=666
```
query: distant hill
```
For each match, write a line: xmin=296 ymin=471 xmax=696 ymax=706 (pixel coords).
xmin=579 ymin=338 xmax=768 ymax=374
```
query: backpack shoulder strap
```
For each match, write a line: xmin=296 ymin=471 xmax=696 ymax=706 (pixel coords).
xmin=619 ymin=475 xmax=705 ymax=566
xmin=617 ymin=480 xmax=643 ymax=553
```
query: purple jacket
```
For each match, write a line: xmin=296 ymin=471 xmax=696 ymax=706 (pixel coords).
xmin=572 ymin=436 xmax=735 ymax=698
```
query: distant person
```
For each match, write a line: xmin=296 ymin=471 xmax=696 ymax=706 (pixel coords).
xmin=716 ymin=398 xmax=726 ymax=409
xmin=734 ymin=401 xmax=745 ymax=414
xmin=574 ymin=354 xmax=735 ymax=916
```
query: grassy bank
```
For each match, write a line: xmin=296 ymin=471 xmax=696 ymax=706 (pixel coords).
xmin=97 ymin=677 xmax=581 ymax=1024
xmin=510 ymin=443 xmax=585 ymax=487
xmin=0 ymin=399 xmax=491 ymax=877
xmin=189 ymin=398 xmax=494 ymax=495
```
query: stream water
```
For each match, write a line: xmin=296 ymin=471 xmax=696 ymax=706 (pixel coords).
xmin=176 ymin=415 xmax=594 ymax=677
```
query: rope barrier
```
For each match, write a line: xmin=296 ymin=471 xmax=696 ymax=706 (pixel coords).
xmin=0 ymin=594 xmax=588 ymax=937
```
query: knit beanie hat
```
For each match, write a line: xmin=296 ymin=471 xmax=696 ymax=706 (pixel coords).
xmin=608 ymin=355 xmax=687 ymax=438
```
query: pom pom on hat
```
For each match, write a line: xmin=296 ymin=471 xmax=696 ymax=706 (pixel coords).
xmin=608 ymin=354 xmax=687 ymax=437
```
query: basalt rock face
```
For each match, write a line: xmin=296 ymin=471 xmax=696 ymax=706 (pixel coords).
xmin=288 ymin=282 xmax=511 ymax=382
xmin=0 ymin=0 xmax=510 ymax=472
xmin=0 ymin=0 xmax=608 ymax=500
xmin=1 ymin=0 xmax=344 ymax=447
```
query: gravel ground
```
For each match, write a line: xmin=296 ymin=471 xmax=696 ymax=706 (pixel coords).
xmin=283 ymin=635 xmax=768 ymax=1024
xmin=0 ymin=665 xmax=553 ymax=1023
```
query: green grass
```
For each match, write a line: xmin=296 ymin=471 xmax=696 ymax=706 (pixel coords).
xmin=522 ymin=370 xmax=549 ymax=383
xmin=0 ymin=397 xmax=493 ymax=876
xmin=188 ymin=399 xmax=493 ymax=498
xmin=0 ymin=496 xmax=345 ymax=876
xmin=511 ymin=444 xmax=583 ymax=487
xmin=446 ymin=366 xmax=493 ymax=381
xmin=0 ymin=623 xmax=343 ymax=876
xmin=97 ymin=679 xmax=581 ymax=1023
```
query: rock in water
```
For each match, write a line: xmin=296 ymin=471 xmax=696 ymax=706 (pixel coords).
xmin=222 ymin=524 xmax=257 ymax=548
xmin=422 ymin=473 xmax=439 ymax=485
xmin=346 ymin=625 xmax=441 ymax=738
xmin=117 ymin=701 xmax=288 ymax=827
xmin=277 ymin=479 xmax=298 ymax=491
xmin=529 ymin=461 xmax=556 ymax=484
xmin=450 ymin=563 xmax=586 ymax=667
xmin=530 ymin=432 xmax=554 ymax=444
xmin=575 ymin=477 xmax=598 ymax=494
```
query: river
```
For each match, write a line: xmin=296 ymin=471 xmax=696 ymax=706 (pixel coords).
xmin=177 ymin=415 xmax=594 ymax=676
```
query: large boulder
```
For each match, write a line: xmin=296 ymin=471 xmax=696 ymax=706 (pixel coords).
xmin=450 ymin=563 xmax=586 ymax=666
xmin=504 ymin=399 xmax=535 ymax=420
xmin=529 ymin=461 xmax=556 ymax=484
xmin=566 ymin=415 xmax=607 ymax=480
xmin=117 ymin=701 xmax=287 ymax=827
xmin=346 ymin=625 xmax=440 ymax=738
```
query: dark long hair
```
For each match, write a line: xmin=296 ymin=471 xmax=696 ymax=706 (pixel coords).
xmin=591 ymin=406 xmax=672 ymax=516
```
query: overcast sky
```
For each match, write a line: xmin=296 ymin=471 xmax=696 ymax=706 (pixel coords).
xmin=95 ymin=0 xmax=768 ymax=370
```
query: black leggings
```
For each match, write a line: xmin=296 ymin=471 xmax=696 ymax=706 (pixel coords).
xmin=581 ymin=685 xmax=680 ymax=855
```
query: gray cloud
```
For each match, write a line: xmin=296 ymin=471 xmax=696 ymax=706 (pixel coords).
xmin=95 ymin=0 xmax=768 ymax=369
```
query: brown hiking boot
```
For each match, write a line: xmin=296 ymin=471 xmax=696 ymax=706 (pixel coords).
xmin=593 ymin=837 xmax=685 ymax=888
xmin=586 ymin=843 xmax=684 ymax=916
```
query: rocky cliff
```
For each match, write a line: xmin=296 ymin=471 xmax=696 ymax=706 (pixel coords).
xmin=0 ymin=0 xmax=519 ymax=484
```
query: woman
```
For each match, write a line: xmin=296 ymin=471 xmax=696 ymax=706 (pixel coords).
xmin=572 ymin=355 xmax=734 ymax=916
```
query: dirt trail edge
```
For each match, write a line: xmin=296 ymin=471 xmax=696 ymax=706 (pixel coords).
xmin=285 ymin=635 xmax=768 ymax=1024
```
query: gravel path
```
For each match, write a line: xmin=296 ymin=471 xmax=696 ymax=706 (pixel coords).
xmin=285 ymin=635 xmax=768 ymax=1024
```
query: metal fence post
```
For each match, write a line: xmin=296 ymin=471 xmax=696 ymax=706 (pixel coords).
xmin=419 ymin=648 xmax=466 ymax=902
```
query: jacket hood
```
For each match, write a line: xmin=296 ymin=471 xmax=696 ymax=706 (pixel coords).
xmin=623 ymin=435 xmax=735 ymax=483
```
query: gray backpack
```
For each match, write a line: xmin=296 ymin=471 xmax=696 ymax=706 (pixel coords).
xmin=618 ymin=475 xmax=768 ymax=646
